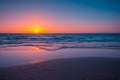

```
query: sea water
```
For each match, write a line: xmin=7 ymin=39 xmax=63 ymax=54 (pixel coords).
xmin=0 ymin=33 xmax=120 ymax=50
xmin=0 ymin=33 xmax=120 ymax=67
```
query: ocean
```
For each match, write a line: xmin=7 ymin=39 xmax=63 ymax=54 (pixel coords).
xmin=0 ymin=33 xmax=120 ymax=50
xmin=0 ymin=33 xmax=120 ymax=67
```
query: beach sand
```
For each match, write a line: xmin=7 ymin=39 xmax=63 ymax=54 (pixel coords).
xmin=0 ymin=57 xmax=120 ymax=80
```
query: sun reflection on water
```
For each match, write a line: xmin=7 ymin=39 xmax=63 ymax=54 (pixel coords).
xmin=28 ymin=60 xmax=48 ymax=65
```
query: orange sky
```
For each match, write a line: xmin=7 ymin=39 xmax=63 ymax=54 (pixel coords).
xmin=0 ymin=0 xmax=120 ymax=33
xmin=0 ymin=10 xmax=119 ymax=33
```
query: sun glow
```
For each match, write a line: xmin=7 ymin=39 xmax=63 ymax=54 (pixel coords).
xmin=34 ymin=27 xmax=40 ymax=33
xmin=26 ymin=24 xmax=46 ymax=33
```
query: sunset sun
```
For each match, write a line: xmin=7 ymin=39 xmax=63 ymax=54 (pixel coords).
xmin=34 ymin=27 xmax=40 ymax=33
xmin=26 ymin=24 xmax=47 ymax=34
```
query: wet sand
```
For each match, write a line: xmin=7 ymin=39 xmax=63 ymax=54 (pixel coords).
xmin=0 ymin=57 xmax=120 ymax=80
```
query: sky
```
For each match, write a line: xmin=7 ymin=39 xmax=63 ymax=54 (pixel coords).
xmin=0 ymin=0 xmax=120 ymax=33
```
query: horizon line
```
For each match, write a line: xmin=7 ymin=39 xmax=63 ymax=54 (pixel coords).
xmin=0 ymin=32 xmax=120 ymax=34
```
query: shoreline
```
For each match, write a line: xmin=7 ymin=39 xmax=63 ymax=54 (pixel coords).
xmin=0 ymin=57 xmax=120 ymax=80
xmin=0 ymin=48 xmax=120 ymax=68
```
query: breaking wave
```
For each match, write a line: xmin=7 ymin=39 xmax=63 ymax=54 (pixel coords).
xmin=0 ymin=33 xmax=120 ymax=51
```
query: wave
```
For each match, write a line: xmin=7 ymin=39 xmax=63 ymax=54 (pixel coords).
xmin=0 ymin=42 xmax=120 ymax=51
xmin=0 ymin=33 xmax=120 ymax=51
